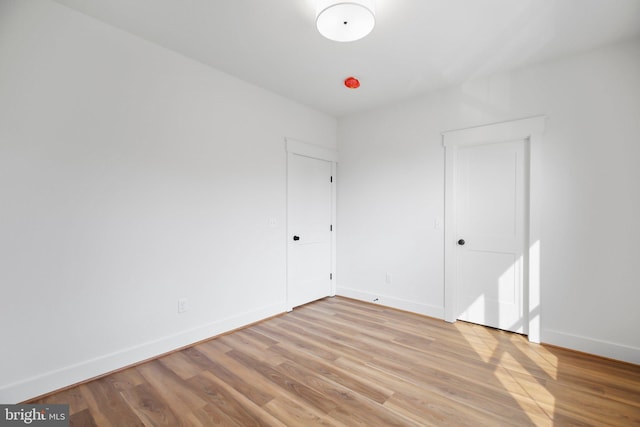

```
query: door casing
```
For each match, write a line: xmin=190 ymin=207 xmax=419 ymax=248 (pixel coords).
xmin=442 ymin=116 xmax=545 ymax=343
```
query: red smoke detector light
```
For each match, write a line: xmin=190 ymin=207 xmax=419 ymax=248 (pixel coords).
xmin=344 ymin=76 xmax=360 ymax=89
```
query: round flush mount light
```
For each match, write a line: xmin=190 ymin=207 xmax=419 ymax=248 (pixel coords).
xmin=316 ymin=0 xmax=375 ymax=42
xmin=344 ymin=76 xmax=360 ymax=89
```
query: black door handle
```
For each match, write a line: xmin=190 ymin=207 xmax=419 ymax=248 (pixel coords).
xmin=457 ymin=239 xmax=465 ymax=246
xmin=293 ymin=235 xmax=300 ymax=241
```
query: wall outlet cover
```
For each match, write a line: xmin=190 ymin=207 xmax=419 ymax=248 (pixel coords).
xmin=178 ymin=298 xmax=189 ymax=313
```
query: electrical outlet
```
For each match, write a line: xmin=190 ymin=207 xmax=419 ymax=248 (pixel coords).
xmin=385 ymin=273 xmax=393 ymax=285
xmin=178 ymin=298 xmax=189 ymax=313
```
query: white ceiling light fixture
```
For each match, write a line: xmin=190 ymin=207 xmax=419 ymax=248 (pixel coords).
xmin=316 ymin=0 xmax=375 ymax=42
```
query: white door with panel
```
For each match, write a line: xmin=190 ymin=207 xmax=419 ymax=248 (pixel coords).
xmin=455 ymin=139 xmax=527 ymax=333
xmin=287 ymin=153 xmax=333 ymax=309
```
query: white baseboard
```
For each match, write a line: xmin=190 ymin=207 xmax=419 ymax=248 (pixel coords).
xmin=542 ymin=329 xmax=640 ymax=365
xmin=8 ymin=300 xmax=635 ymax=404
xmin=337 ymin=289 xmax=640 ymax=365
xmin=337 ymin=287 xmax=444 ymax=319
xmin=0 ymin=302 xmax=286 ymax=404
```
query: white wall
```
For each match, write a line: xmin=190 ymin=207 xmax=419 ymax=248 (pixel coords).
xmin=0 ymin=0 xmax=336 ymax=402
xmin=337 ymin=39 xmax=640 ymax=364
xmin=1 ymin=0 xmax=637 ymax=405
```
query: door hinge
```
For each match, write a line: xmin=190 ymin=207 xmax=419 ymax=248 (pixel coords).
xmin=330 ymin=273 xmax=333 ymax=280
xmin=330 ymin=176 xmax=333 ymax=183
xmin=330 ymin=224 xmax=333 ymax=231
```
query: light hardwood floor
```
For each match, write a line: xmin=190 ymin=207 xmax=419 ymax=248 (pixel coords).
xmin=31 ymin=297 xmax=640 ymax=426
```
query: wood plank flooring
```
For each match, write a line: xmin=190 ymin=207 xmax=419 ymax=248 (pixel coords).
xmin=31 ymin=297 xmax=640 ymax=426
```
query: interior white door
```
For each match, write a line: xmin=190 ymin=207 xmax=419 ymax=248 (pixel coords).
xmin=455 ymin=139 xmax=527 ymax=333
xmin=287 ymin=153 xmax=333 ymax=309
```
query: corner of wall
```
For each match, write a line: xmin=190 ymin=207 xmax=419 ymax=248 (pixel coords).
xmin=336 ymin=286 xmax=444 ymax=320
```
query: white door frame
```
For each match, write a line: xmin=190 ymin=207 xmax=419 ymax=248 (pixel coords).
xmin=285 ymin=138 xmax=338 ymax=310
xmin=442 ymin=116 xmax=545 ymax=343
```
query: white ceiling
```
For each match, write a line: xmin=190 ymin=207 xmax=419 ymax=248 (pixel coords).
xmin=52 ymin=0 xmax=640 ymax=117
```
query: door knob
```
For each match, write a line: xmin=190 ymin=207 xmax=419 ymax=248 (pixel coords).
xmin=457 ymin=239 xmax=465 ymax=246
xmin=293 ymin=235 xmax=300 ymax=241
